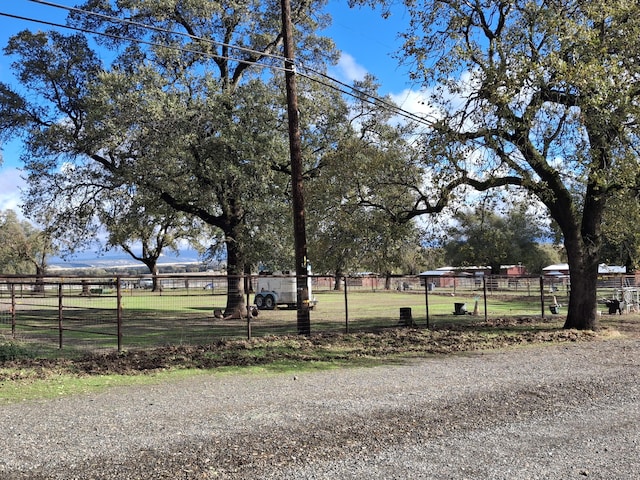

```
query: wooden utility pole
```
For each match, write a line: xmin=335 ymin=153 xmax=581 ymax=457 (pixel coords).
xmin=280 ymin=0 xmax=311 ymax=335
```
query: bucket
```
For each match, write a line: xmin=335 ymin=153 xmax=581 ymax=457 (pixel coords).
xmin=399 ymin=307 xmax=413 ymax=326
xmin=454 ymin=303 xmax=467 ymax=315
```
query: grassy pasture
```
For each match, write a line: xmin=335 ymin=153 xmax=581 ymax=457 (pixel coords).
xmin=0 ymin=285 xmax=560 ymax=354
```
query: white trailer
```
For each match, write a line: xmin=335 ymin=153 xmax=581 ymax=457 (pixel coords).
xmin=253 ymin=272 xmax=314 ymax=310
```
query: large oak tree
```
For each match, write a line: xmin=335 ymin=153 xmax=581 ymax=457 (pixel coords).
xmin=307 ymin=75 xmax=424 ymax=288
xmin=354 ymin=0 xmax=640 ymax=329
xmin=0 ymin=210 xmax=56 ymax=285
xmin=1 ymin=0 xmax=336 ymax=315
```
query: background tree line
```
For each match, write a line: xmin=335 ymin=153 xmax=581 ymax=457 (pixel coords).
xmin=2 ymin=0 xmax=640 ymax=330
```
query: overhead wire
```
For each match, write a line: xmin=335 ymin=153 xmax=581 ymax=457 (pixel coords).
xmin=3 ymin=1 xmax=435 ymax=130
xmin=296 ymin=69 xmax=434 ymax=128
xmin=0 ymin=10 xmax=293 ymax=76
xmin=27 ymin=0 xmax=289 ymax=63
xmin=297 ymin=63 xmax=436 ymax=128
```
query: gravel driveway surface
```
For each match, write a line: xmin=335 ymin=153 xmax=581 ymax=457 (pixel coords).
xmin=1 ymin=337 xmax=639 ymax=479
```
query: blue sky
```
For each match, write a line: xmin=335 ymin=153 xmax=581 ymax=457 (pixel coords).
xmin=0 ymin=0 xmax=426 ymax=215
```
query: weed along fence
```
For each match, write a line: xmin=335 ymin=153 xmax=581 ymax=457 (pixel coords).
xmin=0 ymin=273 xmax=637 ymax=353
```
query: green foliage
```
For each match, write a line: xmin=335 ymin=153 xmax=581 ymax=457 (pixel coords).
xmin=0 ymin=341 xmax=34 ymax=362
xmin=1 ymin=1 xmax=340 ymax=312
xmin=306 ymin=75 xmax=425 ymax=277
xmin=443 ymin=202 xmax=556 ymax=274
xmin=600 ymin=190 xmax=640 ymax=272
xmin=354 ymin=0 xmax=640 ymax=329
xmin=0 ymin=210 xmax=56 ymax=275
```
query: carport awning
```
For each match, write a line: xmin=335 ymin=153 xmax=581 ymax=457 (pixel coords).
xmin=419 ymin=271 xmax=447 ymax=276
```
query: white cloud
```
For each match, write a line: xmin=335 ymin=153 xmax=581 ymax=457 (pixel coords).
xmin=0 ymin=166 xmax=25 ymax=215
xmin=335 ymin=52 xmax=368 ymax=83
xmin=390 ymin=88 xmax=436 ymax=118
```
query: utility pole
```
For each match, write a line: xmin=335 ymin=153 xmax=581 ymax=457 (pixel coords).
xmin=280 ymin=0 xmax=311 ymax=335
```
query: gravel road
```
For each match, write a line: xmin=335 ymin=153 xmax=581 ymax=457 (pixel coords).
xmin=1 ymin=337 xmax=639 ymax=479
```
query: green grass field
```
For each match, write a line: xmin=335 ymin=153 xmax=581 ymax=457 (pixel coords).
xmin=0 ymin=284 xmax=565 ymax=354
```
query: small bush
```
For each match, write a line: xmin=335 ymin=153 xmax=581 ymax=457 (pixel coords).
xmin=0 ymin=341 xmax=33 ymax=362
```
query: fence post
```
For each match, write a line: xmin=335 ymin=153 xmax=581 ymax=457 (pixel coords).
xmin=424 ymin=277 xmax=430 ymax=329
xmin=58 ymin=283 xmax=63 ymax=349
xmin=483 ymin=276 xmax=488 ymax=322
xmin=540 ymin=276 xmax=545 ymax=318
xmin=343 ymin=276 xmax=349 ymax=333
xmin=117 ymin=276 xmax=123 ymax=352
xmin=10 ymin=283 xmax=16 ymax=338
xmin=245 ymin=274 xmax=252 ymax=340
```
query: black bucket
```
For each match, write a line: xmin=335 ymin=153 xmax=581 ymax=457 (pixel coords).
xmin=399 ymin=307 xmax=413 ymax=326
xmin=454 ymin=303 xmax=467 ymax=315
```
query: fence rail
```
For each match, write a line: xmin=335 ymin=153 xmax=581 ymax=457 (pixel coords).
xmin=0 ymin=273 xmax=637 ymax=353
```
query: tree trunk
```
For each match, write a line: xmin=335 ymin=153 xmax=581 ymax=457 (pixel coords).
xmin=561 ymin=117 xmax=610 ymax=331
xmin=333 ymin=269 xmax=342 ymax=291
xmin=563 ymin=249 xmax=599 ymax=330
xmin=224 ymin=238 xmax=245 ymax=316
xmin=143 ymin=260 xmax=163 ymax=292
xmin=151 ymin=277 xmax=163 ymax=292
xmin=33 ymin=265 xmax=46 ymax=294
xmin=548 ymin=155 xmax=605 ymax=331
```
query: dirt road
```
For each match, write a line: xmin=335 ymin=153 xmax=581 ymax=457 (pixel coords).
xmin=1 ymin=336 xmax=639 ymax=479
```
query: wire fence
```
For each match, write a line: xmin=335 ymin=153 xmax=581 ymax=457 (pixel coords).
xmin=0 ymin=272 xmax=637 ymax=354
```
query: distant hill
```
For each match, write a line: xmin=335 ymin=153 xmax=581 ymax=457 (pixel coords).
xmin=48 ymin=249 xmax=206 ymax=272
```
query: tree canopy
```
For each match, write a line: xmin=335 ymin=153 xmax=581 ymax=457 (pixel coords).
xmin=353 ymin=0 xmax=640 ymax=329
xmin=306 ymin=75 xmax=424 ymax=284
xmin=0 ymin=210 xmax=55 ymax=277
xmin=442 ymin=201 xmax=558 ymax=275
xmin=600 ymin=189 xmax=640 ymax=271
xmin=0 ymin=0 xmax=338 ymax=315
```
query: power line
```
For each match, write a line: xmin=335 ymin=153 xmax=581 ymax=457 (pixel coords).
xmin=2 ymin=3 xmax=434 ymax=130
xmin=298 ymin=63 xmax=435 ymax=128
xmin=1 ymin=11 xmax=71 ymax=34
xmin=27 ymin=0 xmax=288 ymax=64
xmin=0 ymin=10 xmax=292 ymax=76
xmin=296 ymin=69 xmax=432 ymax=128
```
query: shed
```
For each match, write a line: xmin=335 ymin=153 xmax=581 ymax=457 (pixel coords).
xmin=419 ymin=269 xmax=455 ymax=288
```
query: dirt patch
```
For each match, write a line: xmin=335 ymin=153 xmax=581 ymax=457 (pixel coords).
xmin=2 ymin=317 xmax=639 ymax=479
xmin=1 ymin=315 xmax=622 ymax=381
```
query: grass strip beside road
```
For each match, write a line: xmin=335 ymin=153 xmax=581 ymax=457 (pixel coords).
xmin=1 ymin=316 xmax=611 ymax=405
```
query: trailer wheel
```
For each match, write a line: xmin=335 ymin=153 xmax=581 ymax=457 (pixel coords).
xmin=254 ymin=294 xmax=265 ymax=310
xmin=264 ymin=294 xmax=276 ymax=310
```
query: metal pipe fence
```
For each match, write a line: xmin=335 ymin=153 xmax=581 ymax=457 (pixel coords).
xmin=0 ymin=273 xmax=637 ymax=353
